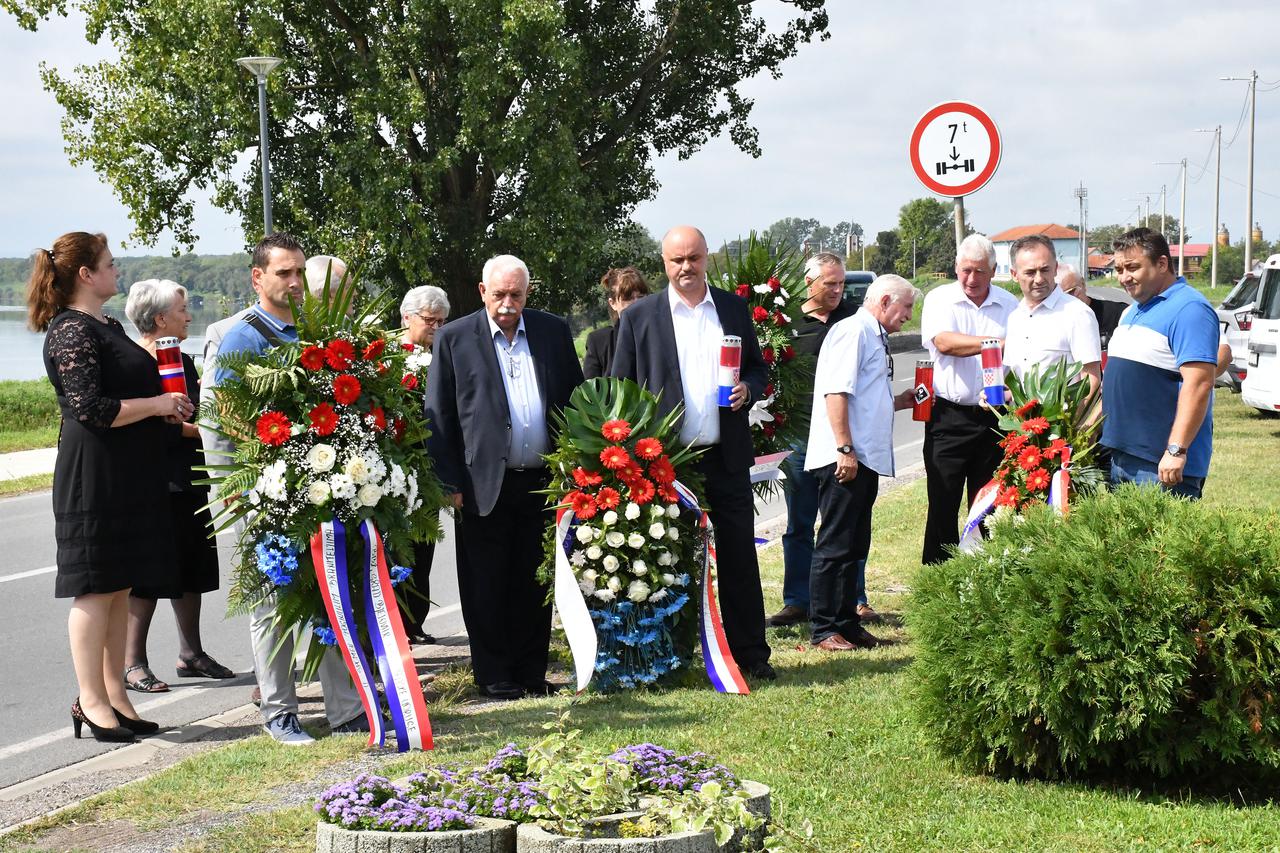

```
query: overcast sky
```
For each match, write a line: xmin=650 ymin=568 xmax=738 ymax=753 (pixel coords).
xmin=1 ymin=1 xmax=1277 ymax=261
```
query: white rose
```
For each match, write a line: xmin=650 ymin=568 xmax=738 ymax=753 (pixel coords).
xmin=602 ymin=555 xmax=620 ymax=572
xmin=631 ymin=559 xmax=647 ymax=575
xmin=606 ymin=531 xmax=626 ymax=548
xmin=752 ymin=283 xmax=772 ymax=294
xmin=627 ymin=579 xmax=651 ymax=602
xmin=667 ymin=504 xmax=680 ymax=519
xmin=329 ymin=473 xmax=356 ymax=499
xmin=576 ymin=525 xmax=595 ymax=544
xmin=657 ymin=551 xmax=673 ymax=566
xmin=306 ymin=480 xmax=331 ymax=505
xmin=662 ymin=572 xmax=676 ymax=586
xmin=650 ymin=505 xmax=665 ymax=519
xmin=624 ymin=502 xmax=641 ymax=521
xmin=586 ymin=545 xmax=603 ymax=561
xmin=607 ymin=575 xmax=622 ymax=592
xmin=307 ymin=443 xmax=337 ymax=473
xmin=648 ymin=522 xmax=665 ymax=539
xmin=343 ymin=455 xmax=371 ymax=484
xmin=667 ymin=527 xmax=679 ymax=541
xmin=602 ymin=510 xmax=619 ymax=526
xmin=627 ymin=532 xmax=645 ymax=549
xmin=357 ymin=483 xmax=383 ymax=507
xmin=582 ymin=569 xmax=598 ymax=582
xmin=594 ymin=588 xmax=616 ymax=602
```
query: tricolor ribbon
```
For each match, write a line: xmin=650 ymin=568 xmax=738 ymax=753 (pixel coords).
xmin=1047 ymin=448 xmax=1072 ymax=516
xmin=957 ymin=480 xmax=1000 ymax=554
xmin=552 ymin=507 xmax=599 ymax=692
xmin=748 ymin=450 xmax=791 ymax=484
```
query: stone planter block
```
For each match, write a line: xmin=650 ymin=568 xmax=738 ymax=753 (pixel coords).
xmin=718 ymin=781 xmax=771 ymax=853
xmin=516 ymin=822 xmax=715 ymax=853
xmin=317 ymin=817 xmax=516 ymax=853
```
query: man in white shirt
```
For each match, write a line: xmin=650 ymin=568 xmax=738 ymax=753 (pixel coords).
xmin=805 ymin=275 xmax=918 ymax=650
xmin=919 ymin=234 xmax=1019 ymax=565
xmin=1004 ymin=234 xmax=1101 ymax=395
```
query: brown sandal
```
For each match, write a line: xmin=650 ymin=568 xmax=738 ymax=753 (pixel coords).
xmin=124 ymin=663 xmax=170 ymax=693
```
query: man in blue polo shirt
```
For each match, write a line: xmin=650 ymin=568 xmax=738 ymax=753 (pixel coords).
xmin=1101 ymin=228 xmax=1218 ymax=499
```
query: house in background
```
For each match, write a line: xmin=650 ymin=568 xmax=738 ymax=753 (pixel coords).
xmin=989 ymin=224 xmax=1083 ymax=279
xmin=1169 ymin=243 xmax=1211 ymax=276
xmin=1086 ymin=248 xmax=1114 ymax=279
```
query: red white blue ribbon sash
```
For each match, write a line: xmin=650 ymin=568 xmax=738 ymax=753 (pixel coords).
xmin=748 ymin=451 xmax=791 ymax=484
xmin=957 ymin=480 xmax=1000 ymax=554
xmin=552 ymin=507 xmax=599 ymax=692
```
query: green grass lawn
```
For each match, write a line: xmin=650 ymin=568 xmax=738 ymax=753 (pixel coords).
xmin=0 ymin=379 xmax=58 ymax=453
xmin=5 ymin=395 xmax=1279 ymax=852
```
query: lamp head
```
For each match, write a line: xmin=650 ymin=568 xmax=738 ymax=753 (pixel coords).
xmin=236 ymin=56 xmax=283 ymax=81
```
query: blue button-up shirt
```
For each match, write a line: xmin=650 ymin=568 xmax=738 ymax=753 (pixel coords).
xmin=488 ymin=313 xmax=548 ymax=469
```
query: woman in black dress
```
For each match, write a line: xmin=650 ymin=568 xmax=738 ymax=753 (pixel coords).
xmin=582 ymin=267 xmax=650 ymax=379
xmin=27 ymin=233 xmax=190 ymax=743
xmin=122 ymin=279 xmax=233 ymax=692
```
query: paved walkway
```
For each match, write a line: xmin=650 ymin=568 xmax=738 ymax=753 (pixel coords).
xmin=0 ymin=447 xmax=55 ymax=481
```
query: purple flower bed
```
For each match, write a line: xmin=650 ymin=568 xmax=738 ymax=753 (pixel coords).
xmin=608 ymin=743 xmax=740 ymax=793
xmin=314 ymin=774 xmax=474 ymax=832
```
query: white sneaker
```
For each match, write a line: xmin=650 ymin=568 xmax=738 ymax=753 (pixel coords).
xmin=264 ymin=712 xmax=315 ymax=746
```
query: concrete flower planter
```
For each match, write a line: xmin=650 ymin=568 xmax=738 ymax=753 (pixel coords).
xmin=515 ymin=821 xmax=716 ymax=853
xmin=316 ymin=816 xmax=517 ymax=853
xmin=717 ymin=781 xmax=770 ymax=853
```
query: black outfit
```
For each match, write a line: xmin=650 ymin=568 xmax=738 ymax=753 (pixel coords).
xmin=399 ymin=540 xmax=434 ymax=639
xmin=810 ymin=462 xmax=880 ymax=642
xmin=793 ymin=298 xmax=856 ymax=357
xmin=921 ymin=397 xmax=1002 ymax=565
xmin=424 ymin=308 xmax=583 ymax=687
xmin=44 ymin=311 xmax=174 ymax=598
xmin=609 ymin=287 xmax=771 ymax=669
xmin=582 ymin=324 xmax=617 ymax=380
xmin=1089 ymin=298 xmax=1127 ymax=351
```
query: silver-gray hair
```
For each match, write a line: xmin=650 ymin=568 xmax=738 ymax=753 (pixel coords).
xmin=804 ymin=251 xmax=845 ymax=281
xmin=400 ymin=285 xmax=451 ymax=320
xmin=125 ymin=278 xmax=187 ymax=335
xmin=1056 ymin=262 xmax=1084 ymax=285
xmin=306 ymin=254 xmax=348 ymax=298
xmin=481 ymin=254 xmax=530 ymax=287
xmin=956 ymin=233 xmax=996 ymax=269
xmin=864 ymin=274 xmax=921 ymax=306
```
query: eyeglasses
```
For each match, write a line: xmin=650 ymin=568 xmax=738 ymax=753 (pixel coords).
xmin=417 ymin=314 xmax=446 ymax=327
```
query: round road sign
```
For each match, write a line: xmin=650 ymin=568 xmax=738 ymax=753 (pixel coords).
xmin=909 ymin=101 xmax=1001 ymax=197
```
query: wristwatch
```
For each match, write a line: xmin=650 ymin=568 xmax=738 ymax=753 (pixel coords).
xmin=1165 ymin=442 xmax=1185 ymax=457
xmin=836 ymin=444 xmax=854 ymax=455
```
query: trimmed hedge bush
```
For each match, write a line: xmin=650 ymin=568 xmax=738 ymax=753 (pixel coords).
xmin=909 ymin=485 xmax=1280 ymax=779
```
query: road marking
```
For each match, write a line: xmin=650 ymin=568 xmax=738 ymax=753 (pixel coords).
xmin=422 ymin=603 xmax=461 ymax=624
xmin=0 ymin=565 xmax=55 ymax=584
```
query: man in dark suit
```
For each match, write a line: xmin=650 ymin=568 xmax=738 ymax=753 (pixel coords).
xmin=424 ymin=254 xmax=583 ymax=700
xmin=609 ymin=225 xmax=776 ymax=681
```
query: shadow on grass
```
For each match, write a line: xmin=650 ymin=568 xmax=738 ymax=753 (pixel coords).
xmin=772 ymin=651 xmax=913 ymax=687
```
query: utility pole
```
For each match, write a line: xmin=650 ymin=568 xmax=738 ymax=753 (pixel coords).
xmin=1223 ymin=70 xmax=1258 ymax=273
xmin=1074 ymin=183 xmax=1088 ymax=275
xmin=1160 ymin=185 xmax=1166 ymax=238
xmin=954 ymin=197 xmax=965 ymax=255
xmin=1178 ymin=158 xmax=1187 ymax=278
xmin=1197 ymin=125 xmax=1222 ymax=287
xmin=912 ymin=237 xmax=918 ymax=279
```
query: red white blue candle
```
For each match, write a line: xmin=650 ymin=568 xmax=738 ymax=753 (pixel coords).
xmin=980 ymin=338 xmax=1004 ymax=406
xmin=717 ymin=335 xmax=742 ymax=407
xmin=155 ymin=336 xmax=188 ymax=397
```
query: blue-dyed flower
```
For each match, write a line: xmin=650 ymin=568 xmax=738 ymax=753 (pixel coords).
xmin=314 ymin=625 xmax=338 ymax=646
xmin=254 ymin=534 xmax=300 ymax=587
xmin=389 ymin=564 xmax=413 ymax=586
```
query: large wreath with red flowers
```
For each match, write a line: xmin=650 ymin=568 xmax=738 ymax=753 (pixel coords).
xmin=712 ymin=233 xmax=813 ymax=492
xmin=203 ymin=277 xmax=447 ymax=674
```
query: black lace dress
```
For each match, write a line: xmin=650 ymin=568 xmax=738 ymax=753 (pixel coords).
xmin=43 ymin=310 xmax=175 ymax=597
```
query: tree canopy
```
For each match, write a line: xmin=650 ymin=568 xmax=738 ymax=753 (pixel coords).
xmin=8 ymin=0 xmax=829 ymax=314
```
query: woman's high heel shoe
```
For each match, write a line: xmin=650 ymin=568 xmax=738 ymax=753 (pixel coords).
xmin=113 ymin=708 xmax=160 ymax=736
xmin=70 ymin=698 xmax=135 ymax=743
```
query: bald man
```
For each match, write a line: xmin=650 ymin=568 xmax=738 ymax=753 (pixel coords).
xmin=609 ymin=226 xmax=775 ymax=681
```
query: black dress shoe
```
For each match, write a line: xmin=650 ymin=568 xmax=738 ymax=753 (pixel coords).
xmin=521 ymin=680 xmax=561 ymax=697
xmin=743 ymin=660 xmax=777 ymax=681
xmin=406 ymin=630 xmax=436 ymax=645
xmin=477 ymin=681 xmax=524 ymax=701
xmin=766 ymin=605 xmax=807 ymax=627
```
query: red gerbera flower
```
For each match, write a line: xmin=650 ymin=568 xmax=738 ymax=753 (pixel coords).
xmin=762 ymin=346 xmax=776 ymax=365
xmin=768 ymin=276 xmax=781 ymax=292
xmin=256 ymin=411 xmax=292 ymax=446
xmin=362 ymin=338 xmax=386 ymax=361
xmin=566 ymin=490 xmax=598 ymax=519
xmin=634 ymin=437 xmax=664 ymax=460
xmin=367 ymin=406 xmax=387 ymax=431
xmin=1017 ymin=445 xmax=1042 ymax=471
xmin=1025 ymin=468 xmax=1051 ymax=492
xmin=1043 ymin=438 xmax=1070 ymax=461
xmin=572 ymin=466 xmax=604 ymax=488
xmin=994 ymin=486 xmax=1022 ymax=508
xmin=772 ymin=311 xmax=787 ymax=327
xmin=401 ymin=373 xmax=419 ymax=391
xmin=333 ymin=374 xmax=362 ymax=405
xmin=781 ymin=345 xmax=796 ymax=362
xmin=648 ymin=456 xmax=676 ymax=484
xmin=308 ymin=403 xmax=339 ymax=436
xmin=1021 ymin=416 xmax=1050 ymax=435
xmin=596 ymin=487 xmax=621 ymax=509
xmin=325 ymin=339 xmax=355 ymax=370
xmin=658 ymin=484 xmax=680 ymax=504
xmin=735 ymin=284 xmax=750 ymax=298
xmin=618 ymin=460 xmax=644 ymax=484
xmin=752 ymin=305 xmax=769 ymax=323
xmin=600 ymin=445 xmax=631 ymax=470
xmin=299 ymin=345 xmax=327 ymax=371
xmin=1015 ymin=398 xmax=1041 ymax=418
xmin=601 ymin=419 xmax=632 ymax=442
xmin=629 ymin=478 xmax=656 ymax=505
xmin=1003 ymin=433 xmax=1029 ymax=457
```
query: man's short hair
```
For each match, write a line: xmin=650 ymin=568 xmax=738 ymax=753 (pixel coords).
xmin=481 ymin=254 xmax=530 ymax=287
xmin=1057 ymin=263 xmax=1083 ymax=287
xmin=865 ymin=274 xmax=921 ymax=306
xmin=1009 ymin=234 xmax=1057 ymax=269
xmin=1112 ymin=227 xmax=1172 ymax=269
xmin=956 ymin=233 xmax=996 ymax=269
xmin=400 ymin=285 xmax=451 ymax=319
xmin=804 ymin=251 xmax=845 ymax=281
xmin=252 ymin=233 xmax=305 ymax=270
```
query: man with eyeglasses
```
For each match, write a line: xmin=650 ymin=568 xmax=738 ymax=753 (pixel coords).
xmin=804 ymin=275 xmax=918 ymax=651
xmin=423 ymin=256 xmax=582 ymax=700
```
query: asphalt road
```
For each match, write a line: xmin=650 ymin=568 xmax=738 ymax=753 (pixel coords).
xmin=0 ymin=346 xmax=927 ymax=791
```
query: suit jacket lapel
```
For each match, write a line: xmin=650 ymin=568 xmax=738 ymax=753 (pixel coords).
xmin=524 ymin=312 xmax=554 ymax=417
xmin=655 ymin=288 xmax=682 ymax=409
xmin=471 ymin=310 xmax=507 ymax=414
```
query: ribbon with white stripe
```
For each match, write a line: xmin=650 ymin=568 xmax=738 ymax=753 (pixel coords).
xmin=552 ymin=507 xmax=599 ymax=692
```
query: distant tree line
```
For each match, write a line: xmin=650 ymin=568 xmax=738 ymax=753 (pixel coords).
xmin=0 ymin=254 xmax=254 ymax=306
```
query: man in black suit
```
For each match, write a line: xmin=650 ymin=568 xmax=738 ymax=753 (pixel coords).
xmin=609 ymin=225 xmax=776 ymax=681
xmin=424 ymin=254 xmax=583 ymax=700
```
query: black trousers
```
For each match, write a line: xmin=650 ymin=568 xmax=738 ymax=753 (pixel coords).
xmin=399 ymin=540 xmax=434 ymax=635
xmin=922 ymin=398 xmax=1002 ymax=565
xmin=695 ymin=452 xmax=771 ymax=668
xmin=454 ymin=468 xmax=552 ymax=686
xmin=810 ymin=462 xmax=880 ymax=643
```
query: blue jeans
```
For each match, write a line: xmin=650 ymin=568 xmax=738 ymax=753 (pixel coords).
xmin=1109 ymin=449 xmax=1204 ymax=500
xmin=781 ymin=446 xmax=867 ymax=609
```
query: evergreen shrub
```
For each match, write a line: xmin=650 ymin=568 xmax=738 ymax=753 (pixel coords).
xmin=909 ymin=485 xmax=1280 ymax=779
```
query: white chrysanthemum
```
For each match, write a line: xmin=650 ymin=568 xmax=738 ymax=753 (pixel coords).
xmin=607 ymin=575 xmax=622 ymax=592
xmin=650 ymin=505 xmax=665 ymax=519
xmin=406 ymin=473 xmax=419 ymax=509
xmin=578 ymin=576 xmax=596 ymax=595
xmin=631 ymin=559 xmax=647 ymax=575
xmin=602 ymin=555 xmax=620 ymax=572
xmin=602 ymin=510 xmax=619 ymax=526
xmin=307 ymin=443 xmax=337 ymax=473
xmin=343 ymin=454 xmax=371 ymax=484
xmin=358 ymin=483 xmax=383 ymax=507
xmin=582 ymin=569 xmax=598 ymax=582
xmin=260 ymin=461 xmax=287 ymax=501
xmin=576 ymin=525 xmax=595 ymax=544
xmin=648 ymin=522 xmax=665 ymax=539
xmin=594 ymin=588 xmax=616 ymax=602
xmin=386 ymin=463 xmax=407 ymax=497
xmin=773 ymin=295 xmax=786 ymax=306
xmin=667 ymin=527 xmax=679 ymax=541
xmin=627 ymin=532 xmax=645 ymax=549
xmin=329 ymin=473 xmax=357 ymax=500
xmin=586 ymin=545 xmax=603 ymax=560
xmin=361 ymin=449 xmax=387 ymax=484
xmin=627 ymin=580 xmax=651 ymax=602
xmin=753 ymin=283 xmax=772 ymax=294
xmin=649 ymin=587 xmax=669 ymax=602
xmin=606 ymin=531 xmax=626 ymax=548
xmin=657 ymin=551 xmax=674 ymax=566
xmin=405 ymin=349 xmax=432 ymax=372
xmin=662 ymin=572 xmax=676 ymax=586
xmin=306 ymin=480 xmax=331 ymax=505
xmin=570 ymin=550 xmax=587 ymax=567
xmin=624 ymin=502 xmax=641 ymax=521
xmin=247 ymin=489 xmax=261 ymax=506
xmin=666 ymin=504 xmax=680 ymax=519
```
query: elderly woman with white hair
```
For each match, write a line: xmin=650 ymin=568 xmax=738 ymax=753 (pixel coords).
xmin=121 ymin=279 xmax=233 ymax=692
xmin=397 ymin=284 xmax=451 ymax=643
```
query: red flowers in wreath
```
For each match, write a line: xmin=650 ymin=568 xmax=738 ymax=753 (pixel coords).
xmin=600 ymin=446 xmax=631 ymax=471
xmin=300 ymin=345 xmax=327 ymax=371
xmin=256 ymin=411 xmax=292 ymax=446
xmin=601 ymin=419 xmax=632 ymax=442
xmin=752 ymin=305 xmax=770 ymax=323
xmin=308 ymin=403 xmax=339 ymax=436
xmin=566 ymin=490 xmax=598 ymax=519
xmin=325 ymin=339 xmax=355 ymax=370
xmin=634 ymin=437 xmax=663 ymax=460
xmin=333 ymin=374 xmax=362 ymax=405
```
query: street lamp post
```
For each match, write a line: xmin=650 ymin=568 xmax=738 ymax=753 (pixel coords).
xmin=236 ymin=56 xmax=284 ymax=236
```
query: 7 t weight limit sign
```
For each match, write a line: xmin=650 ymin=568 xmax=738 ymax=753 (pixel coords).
xmin=910 ymin=102 xmax=1001 ymax=197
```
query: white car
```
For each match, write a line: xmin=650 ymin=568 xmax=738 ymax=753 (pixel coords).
xmin=1240 ymin=255 xmax=1280 ymax=415
xmin=1215 ymin=272 xmax=1259 ymax=391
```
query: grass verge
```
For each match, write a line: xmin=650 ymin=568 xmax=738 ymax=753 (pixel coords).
xmin=0 ymin=379 xmax=58 ymax=452
xmin=0 ymin=473 xmax=52 ymax=498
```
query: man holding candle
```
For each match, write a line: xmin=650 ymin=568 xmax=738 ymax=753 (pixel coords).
xmin=609 ymin=225 xmax=775 ymax=681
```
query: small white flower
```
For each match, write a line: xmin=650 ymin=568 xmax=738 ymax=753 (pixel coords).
xmin=650 ymin=505 xmax=665 ymax=519
xmin=662 ymin=572 xmax=676 ymax=586
xmin=753 ymin=283 xmax=772 ymax=294
xmin=358 ymin=483 xmax=383 ymax=507
xmin=624 ymin=502 xmax=641 ymax=521
xmin=603 ymin=555 xmax=620 ymax=572
xmin=649 ymin=588 xmax=669 ymax=602
xmin=627 ymin=532 xmax=646 ymax=549
xmin=606 ymin=531 xmax=626 ymax=548
xmin=570 ymin=550 xmax=587 ymax=567
xmin=329 ymin=473 xmax=357 ymax=500
xmin=593 ymin=588 xmax=616 ymax=602
xmin=666 ymin=504 xmax=680 ymax=519
xmin=631 ymin=559 xmax=647 ymax=575
xmin=579 ymin=576 xmax=596 ymax=595
xmin=306 ymin=480 xmax=331 ymax=505
xmin=307 ymin=443 xmax=337 ymax=473
xmin=602 ymin=510 xmax=619 ymax=526
xmin=247 ymin=489 xmax=261 ymax=506
xmin=648 ymin=522 xmax=665 ymax=539
xmin=657 ymin=551 xmax=674 ymax=567
xmin=361 ymin=449 xmax=387 ymax=483
xmin=385 ymin=463 xmax=407 ymax=496
xmin=607 ymin=575 xmax=622 ymax=592
xmin=344 ymin=454 xmax=371 ymax=484
xmin=668 ymin=527 xmax=679 ymax=541
xmin=586 ymin=545 xmax=603 ymax=561
xmin=582 ymin=569 xmax=598 ymax=582
xmin=627 ymin=579 xmax=651 ymax=602
xmin=576 ymin=525 xmax=595 ymax=544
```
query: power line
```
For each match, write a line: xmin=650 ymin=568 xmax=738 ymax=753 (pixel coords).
xmin=1223 ymin=85 xmax=1251 ymax=149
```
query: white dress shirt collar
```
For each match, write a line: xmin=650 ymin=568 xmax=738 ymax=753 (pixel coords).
xmin=667 ymin=282 xmax=715 ymax=313
xmin=486 ymin=311 xmax=527 ymax=341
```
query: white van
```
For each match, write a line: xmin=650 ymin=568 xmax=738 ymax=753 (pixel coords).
xmin=1240 ymin=254 xmax=1280 ymax=415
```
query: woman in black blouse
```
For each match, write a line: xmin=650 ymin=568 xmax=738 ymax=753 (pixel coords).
xmin=582 ymin=267 xmax=651 ymax=379
xmin=27 ymin=233 xmax=190 ymax=743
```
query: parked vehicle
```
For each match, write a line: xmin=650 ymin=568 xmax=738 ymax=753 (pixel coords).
xmin=1240 ymin=255 xmax=1280 ymax=415
xmin=843 ymin=270 xmax=875 ymax=308
xmin=1215 ymin=272 xmax=1259 ymax=391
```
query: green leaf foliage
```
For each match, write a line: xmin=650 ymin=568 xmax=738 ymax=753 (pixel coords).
xmin=909 ymin=485 xmax=1280 ymax=780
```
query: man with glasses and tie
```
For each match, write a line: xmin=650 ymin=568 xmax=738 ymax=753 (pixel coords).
xmin=804 ymin=274 xmax=919 ymax=651
xmin=423 ymin=256 xmax=583 ymax=700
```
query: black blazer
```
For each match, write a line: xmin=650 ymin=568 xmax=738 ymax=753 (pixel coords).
xmin=425 ymin=308 xmax=583 ymax=516
xmin=582 ymin=324 xmax=617 ymax=380
xmin=609 ymin=286 xmax=767 ymax=473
